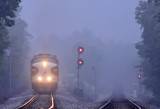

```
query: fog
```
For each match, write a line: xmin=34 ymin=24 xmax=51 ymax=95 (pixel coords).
xmin=20 ymin=0 xmax=142 ymax=99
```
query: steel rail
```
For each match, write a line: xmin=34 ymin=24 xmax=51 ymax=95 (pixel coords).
xmin=18 ymin=94 xmax=39 ymax=109
xmin=99 ymin=98 xmax=142 ymax=109
xmin=127 ymin=99 xmax=141 ymax=109
xmin=49 ymin=93 xmax=55 ymax=109
xmin=99 ymin=98 xmax=112 ymax=109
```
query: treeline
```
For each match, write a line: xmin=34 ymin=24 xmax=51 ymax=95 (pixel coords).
xmin=39 ymin=29 xmax=138 ymax=100
xmin=0 ymin=0 xmax=30 ymax=102
xmin=135 ymin=0 xmax=160 ymax=102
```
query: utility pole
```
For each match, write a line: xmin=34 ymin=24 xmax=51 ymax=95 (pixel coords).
xmin=9 ymin=48 xmax=12 ymax=91
xmin=137 ymin=74 xmax=141 ymax=96
xmin=77 ymin=54 xmax=80 ymax=89
xmin=92 ymin=66 xmax=97 ymax=95
xmin=6 ymin=48 xmax=12 ymax=91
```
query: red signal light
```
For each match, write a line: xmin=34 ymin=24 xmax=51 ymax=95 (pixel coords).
xmin=140 ymin=67 xmax=144 ymax=71
xmin=77 ymin=59 xmax=84 ymax=66
xmin=78 ymin=47 xmax=84 ymax=54
xmin=79 ymin=61 xmax=82 ymax=64
xmin=138 ymin=74 xmax=141 ymax=78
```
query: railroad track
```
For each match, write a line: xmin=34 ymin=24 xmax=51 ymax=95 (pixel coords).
xmin=99 ymin=98 xmax=142 ymax=109
xmin=18 ymin=93 xmax=55 ymax=109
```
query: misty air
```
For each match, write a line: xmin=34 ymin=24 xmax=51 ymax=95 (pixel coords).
xmin=0 ymin=0 xmax=160 ymax=109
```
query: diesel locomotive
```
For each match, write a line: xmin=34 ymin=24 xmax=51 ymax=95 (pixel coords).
xmin=31 ymin=54 xmax=59 ymax=93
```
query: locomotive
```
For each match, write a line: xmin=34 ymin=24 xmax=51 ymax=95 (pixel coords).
xmin=31 ymin=54 xmax=59 ymax=93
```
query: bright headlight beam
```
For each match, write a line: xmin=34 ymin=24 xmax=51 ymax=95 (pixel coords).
xmin=38 ymin=76 xmax=42 ymax=81
xmin=47 ymin=76 xmax=52 ymax=81
xmin=43 ymin=61 xmax=47 ymax=68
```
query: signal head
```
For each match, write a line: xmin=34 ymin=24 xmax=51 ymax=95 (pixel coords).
xmin=140 ymin=67 xmax=144 ymax=71
xmin=138 ymin=74 xmax=141 ymax=79
xmin=78 ymin=47 xmax=84 ymax=54
xmin=77 ymin=59 xmax=84 ymax=66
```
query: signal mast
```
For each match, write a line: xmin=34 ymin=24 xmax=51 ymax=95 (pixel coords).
xmin=77 ymin=47 xmax=84 ymax=89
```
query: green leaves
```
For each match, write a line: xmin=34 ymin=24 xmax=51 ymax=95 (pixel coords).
xmin=0 ymin=0 xmax=21 ymax=27
xmin=8 ymin=18 xmax=30 ymax=90
xmin=0 ymin=0 xmax=21 ymax=63
xmin=148 ymin=0 xmax=160 ymax=21
xmin=0 ymin=0 xmax=24 ymax=95
xmin=136 ymin=1 xmax=160 ymax=100
xmin=148 ymin=0 xmax=160 ymax=4
xmin=0 ymin=23 xmax=10 ymax=56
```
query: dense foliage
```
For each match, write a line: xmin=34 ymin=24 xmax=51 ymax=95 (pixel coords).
xmin=0 ymin=0 xmax=21 ymax=27
xmin=40 ymin=29 xmax=138 ymax=99
xmin=148 ymin=0 xmax=160 ymax=4
xmin=0 ymin=17 xmax=30 ymax=102
xmin=0 ymin=0 xmax=31 ymax=103
xmin=148 ymin=0 xmax=160 ymax=21
xmin=8 ymin=18 xmax=30 ymax=91
xmin=135 ymin=1 xmax=160 ymax=100
xmin=0 ymin=23 xmax=9 ymax=63
xmin=0 ymin=0 xmax=21 ymax=62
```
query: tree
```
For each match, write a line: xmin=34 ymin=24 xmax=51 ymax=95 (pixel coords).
xmin=148 ymin=0 xmax=160 ymax=21
xmin=0 ymin=23 xmax=9 ymax=63
xmin=148 ymin=0 xmax=160 ymax=4
xmin=0 ymin=0 xmax=21 ymax=63
xmin=136 ymin=1 xmax=160 ymax=100
xmin=8 ymin=17 xmax=30 ymax=91
xmin=0 ymin=0 xmax=21 ymax=27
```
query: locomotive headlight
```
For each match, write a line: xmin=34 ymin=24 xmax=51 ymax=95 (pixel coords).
xmin=47 ymin=76 xmax=52 ymax=82
xmin=38 ymin=76 xmax=42 ymax=81
xmin=42 ymin=61 xmax=47 ymax=68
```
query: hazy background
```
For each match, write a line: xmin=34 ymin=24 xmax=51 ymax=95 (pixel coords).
xmin=19 ymin=0 xmax=142 ymax=99
xmin=20 ymin=0 xmax=141 ymax=43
